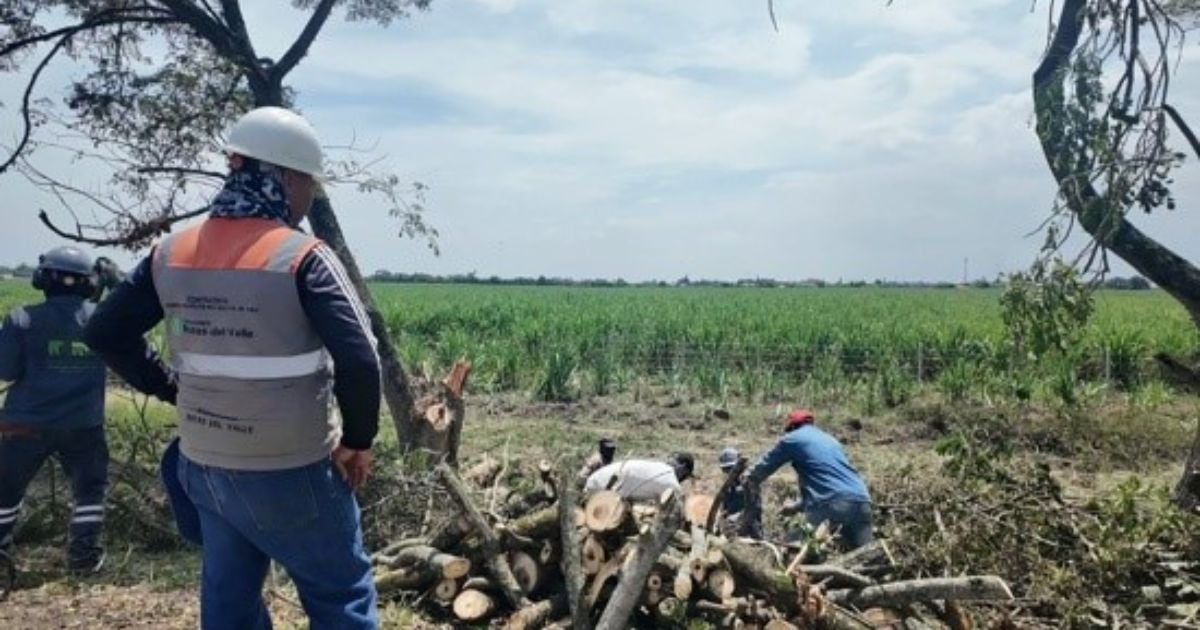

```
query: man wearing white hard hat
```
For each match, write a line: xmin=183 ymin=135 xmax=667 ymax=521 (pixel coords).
xmin=86 ymin=107 xmax=381 ymax=629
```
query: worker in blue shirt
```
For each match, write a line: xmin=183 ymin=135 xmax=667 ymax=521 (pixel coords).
xmin=745 ymin=409 xmax=874 ymax=549
xmin=0 ymin=247 xmax=110 ymax=573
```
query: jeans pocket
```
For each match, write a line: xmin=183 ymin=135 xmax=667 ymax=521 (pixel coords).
xmin=229 ymin=466 xmax=320 ymax=532
xmin=307 ymin=460 xmax=358 ymax=535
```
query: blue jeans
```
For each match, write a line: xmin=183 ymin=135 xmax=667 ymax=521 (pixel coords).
xmin=177 ymin=453 xmax=378 ymax=630
xmin=806 ymin=498 xmax=874 ymax=550
xmin=0 ymin=426 xmax=108 ymax=567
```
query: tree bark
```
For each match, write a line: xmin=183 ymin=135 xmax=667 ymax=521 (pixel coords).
xmin=389 ymin=545 xmax=471 ymax=580
xmin=373 ymin=566 xmax=432 ymax=593
xmin=507 ymin=596 xmax=567 ymax=630
xmin=436 ymin=463 xmax=530 ymax=610
xmin=826 ymin=575 xmax=1014 ymax=608
xmin=557 ymin=477 xmax=589 ymax=630
xmin=307 ymin=196 xmax=420 ymax=451
xmin=245 ymin=69 xmax=425 ymax=457
xmin=708 ymin=456 xmax=747 ymax=532
xmin=594 ymin=491 xmax=682 ymax=630
xmin=1033 ymin=0 xmax=1200 ymax=509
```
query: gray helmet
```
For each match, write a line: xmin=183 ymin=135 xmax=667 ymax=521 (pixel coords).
xmin=718 ymin=447 xmax=740 ymax=470
xmin=38 ymin=246 xmax=94 ymax=276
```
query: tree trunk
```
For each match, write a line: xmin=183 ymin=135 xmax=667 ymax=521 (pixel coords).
xmin=249 ymin=79 xmax=424 ymax=455
xmin=1177 ymin=417 xmax=1200 ymax=511
xmin=307 ymin=197 xmax=420 ymax=450
xmin=1033 ymin=0 xmax=1200 ymax=509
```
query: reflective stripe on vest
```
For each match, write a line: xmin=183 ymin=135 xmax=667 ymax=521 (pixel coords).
xmin=174 ymin=349 xmax=328 ymax=379
xmin=152 ymin=217 xmax=337 ymax=471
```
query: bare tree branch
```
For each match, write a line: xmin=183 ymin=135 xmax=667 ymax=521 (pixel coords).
xmin=1164 ymin=103 xmax=1200 ymax=159
xmin=158 ymin=0 xmax=258 ymax=75
xmin=272 ymin=0 xmax=338 ymax=80
xmin=38 ymin=206 xmax=206 ymax=247
xmin=0 ymin=33 xmax=73 ymax=176
xmin=135 ymin=165 xmax=226 ymax=180
xmin=0 ymin=8 xmax=173 ymax=59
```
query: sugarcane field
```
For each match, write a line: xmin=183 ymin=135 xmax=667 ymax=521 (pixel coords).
xmin=2 ymin=1 xmax=1200 ymax=630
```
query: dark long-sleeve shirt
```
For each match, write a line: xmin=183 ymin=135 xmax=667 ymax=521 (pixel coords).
xmin=84 ymin=244 xmax=382 ymax=449
xmin=0 ymin=296 xmax=107 ymax=429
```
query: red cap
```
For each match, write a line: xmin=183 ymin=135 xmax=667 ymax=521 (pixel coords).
xmin=784 ymin=409 xmax=815 ymax=431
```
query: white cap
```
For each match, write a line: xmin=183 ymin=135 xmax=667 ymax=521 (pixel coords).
xmin=224 ymin=106 xmax=323 ymax=177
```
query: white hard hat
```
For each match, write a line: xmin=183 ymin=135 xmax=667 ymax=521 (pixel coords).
xmin=224 ymin=107 xmax=323 ymax=177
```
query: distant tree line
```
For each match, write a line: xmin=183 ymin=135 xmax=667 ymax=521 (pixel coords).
xmin=0 ymin=264 xmax=36 ymax=278
xmin=368 ymin=269 xmax=1155 ymax=290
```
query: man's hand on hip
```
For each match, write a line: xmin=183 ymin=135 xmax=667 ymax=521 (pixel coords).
xmin=332 ymin=445 xmax=373 ymax=490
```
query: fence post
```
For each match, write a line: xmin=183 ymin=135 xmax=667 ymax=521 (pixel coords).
xmin=916 ymin=344 xmax=924 ymax=384
xmin=1104 ymin=346 xmax=1112 ymax=387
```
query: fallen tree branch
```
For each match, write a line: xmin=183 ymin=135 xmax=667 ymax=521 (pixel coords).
xmin=558 ymin=470 xmax=589 ymax=630
xmin=707 ymin=455 xmax=748 ymax=532
xmin=827 ymin=575 xmax=1014 ymax=609
xmin=436 ymin=463 xmax=530 ymax=609
xmin=595 ymin=489 xmax=683 ymax=630
xmin=797 ymin=564 xmax=874 ymax=589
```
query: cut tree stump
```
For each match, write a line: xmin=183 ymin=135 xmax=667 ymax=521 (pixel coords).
xmin=432 ymin=578 xmax=460 ymax=603
xmin=584 ymin=490 xmax=628 ymax=533
xmin=587 ymin=551 xmax=627 ymax=609
xmin=582 ymin=535 xmax=607 ymax=576
xmin=414 ymin=361 xmax=473 ymax=466
xmin=510 ymin=550 xmax=543 ymax=594
xmin=454 ymin=589 xmax=496 ymax=622
xmin=706 ymin=568 xmax=737 ymax=601
xmin=653 ymin=597 xmax=683 ymax=625
xmin=391 ymin=545 xmax=471 ymax=580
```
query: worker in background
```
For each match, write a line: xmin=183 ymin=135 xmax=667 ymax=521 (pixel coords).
xmin=577 ymin=437 xmax=617 ymax=479
xmin=0 ymin=247 xmax=109 ymax=574
xmin=714 ymin=446 xmax=758 ymax=537
xmin=585 ymin=452 xmax=694 ymax=501
xmin=745 ymin=409 xmax=874 ymax=549
xmin=85 ymin=106 xmax=381 ymax=629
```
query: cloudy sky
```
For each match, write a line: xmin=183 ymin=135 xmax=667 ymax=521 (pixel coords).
xmin=3 ymin=0 xmax=1199 ymax=283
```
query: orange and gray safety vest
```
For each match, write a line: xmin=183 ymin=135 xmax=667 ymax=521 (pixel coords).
xmin=152 ymin=217 xmax=339 ymax=471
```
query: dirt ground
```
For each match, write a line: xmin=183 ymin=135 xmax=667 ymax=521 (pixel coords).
xmin=0 ymin=393 xmax=1188 ymax=628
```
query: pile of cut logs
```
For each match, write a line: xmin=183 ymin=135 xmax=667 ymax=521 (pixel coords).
xmin=370 ymin=460 xmax=1014 ymax=629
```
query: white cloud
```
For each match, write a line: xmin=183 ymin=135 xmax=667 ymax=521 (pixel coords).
xmin=1 ymin=0 xmax=1198 ymax=282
